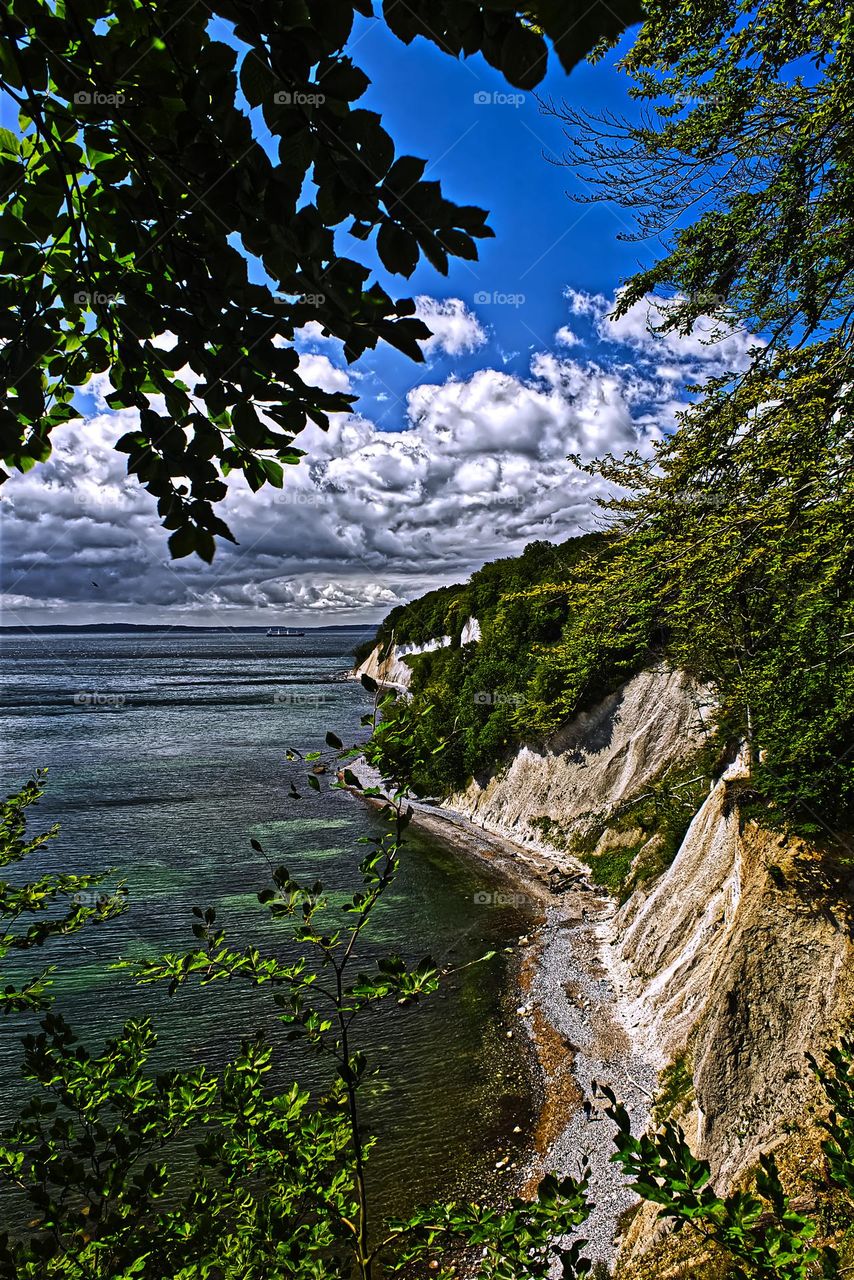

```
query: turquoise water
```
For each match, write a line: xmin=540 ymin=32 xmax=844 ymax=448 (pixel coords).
xmin=0 ymin=628 xmax=537 ymax=1216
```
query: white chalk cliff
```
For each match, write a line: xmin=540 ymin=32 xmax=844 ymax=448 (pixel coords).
xmin=355 ymin=638 xmax=854 ymax=1270
xmin=354 ymin=634 xmax=451 ymax=691
xmin=443 ymin=666 xmax=713 ymax=846
xmin=353 ymin=617 xmax=481 ymax=692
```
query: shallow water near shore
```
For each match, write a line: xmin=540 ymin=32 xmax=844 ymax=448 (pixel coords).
xmin=0 ymin=628 xmax=539 ymax=1219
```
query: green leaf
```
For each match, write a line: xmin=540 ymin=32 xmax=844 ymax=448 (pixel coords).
xmin=376 ymin=220 xmax=419 ymax=277
xmin=0 ymin=127 xmax=21 ymax=158
xmin=496 ymin=24 xmax=547 ymax=90
xmin=240 ymin=51 xmax=277 ymax=107
xmin=168 ymin=526 xmax=196 ymax=560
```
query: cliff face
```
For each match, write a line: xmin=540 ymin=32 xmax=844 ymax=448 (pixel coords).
xmin=353 ymin=637 xmax=853 ymax=1262
xmin=353 ymin=635 xmax=451 ymax=691
xmin=353 ymin=618 xmax=480 ymax=692
xmin=443 ymin=666 xmax=713 ymax=850
xmin=610 ymin=757 xmax=853 ymax=1275
xmin=610 ymin=748 xmax=852 ymax=1183
xmin=402 ymin=660 xmax=853 ymax=1259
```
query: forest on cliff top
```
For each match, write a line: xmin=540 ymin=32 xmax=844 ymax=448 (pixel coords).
xmin=365 ymin=388 xmax=854 ymax=835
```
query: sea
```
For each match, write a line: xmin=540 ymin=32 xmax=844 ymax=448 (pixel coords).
xmin=0 ymin=626 xmax=537 ymax=1218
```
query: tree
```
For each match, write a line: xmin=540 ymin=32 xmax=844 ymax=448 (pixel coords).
xmin=534 ymin=0 xmax=854 ymax=831
xmin=567 ymin=346 xmax=854 ymax=831
xmin=0 ymin=0 xmax=641 ymax=561
xmin=545 ymin=0 xmax=853 ymax=354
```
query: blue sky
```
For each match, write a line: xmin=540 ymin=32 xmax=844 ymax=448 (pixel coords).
xmin=2 ymin=18 xmax=760 ymax=626
xmin=319 ymin=18 xmax=647 ymax=428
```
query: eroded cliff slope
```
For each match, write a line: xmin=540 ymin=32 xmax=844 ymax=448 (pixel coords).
xmin=444 ymin=668 xmax=852 ymax=1178
xmin=356 ymin=645 xmax=854 ymax=1267
xmin=441 ymin=666 xmax=713 ymax=851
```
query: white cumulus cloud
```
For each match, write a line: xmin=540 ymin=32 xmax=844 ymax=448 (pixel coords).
xmin=413 ymin=295 xmax=487 ymax=357
xmin=600 ymin=290 xmax=762 ymax=374
xmin=1 ymin=283 xmax=760 ymax=625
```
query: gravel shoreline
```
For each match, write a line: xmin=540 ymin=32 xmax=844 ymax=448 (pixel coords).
xmin=348 ymin=768 xmax=657 ymax=1269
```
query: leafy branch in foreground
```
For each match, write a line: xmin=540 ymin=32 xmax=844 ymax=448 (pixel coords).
xmin=0 ymin=0 xmax=641 ymax=559
xmin=3 ymin=755 xmax=854 ymax=1276
xmin=596 ymin=1036 xmax=854 ymax=1280
xmin=0 ymin=754 xmax=594 ymax=1279
xmin=0 ymin=769 xmax=126 ymax=1015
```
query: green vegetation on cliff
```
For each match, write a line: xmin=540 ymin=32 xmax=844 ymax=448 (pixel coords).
xmin=370 ymin=535 xmax=606 ymax=651
xmin=365 ymin=360 xmax=854 ymax=834
xmin=361 ymin=0 xmax=854 ymax=840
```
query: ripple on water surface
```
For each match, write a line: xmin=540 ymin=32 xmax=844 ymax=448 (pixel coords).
xmin=0 ymin=628 xmax=538 ymax=1217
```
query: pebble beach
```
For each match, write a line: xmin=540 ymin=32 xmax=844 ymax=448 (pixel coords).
xmin=352 ymin=774 xmax=658 ymax=1269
